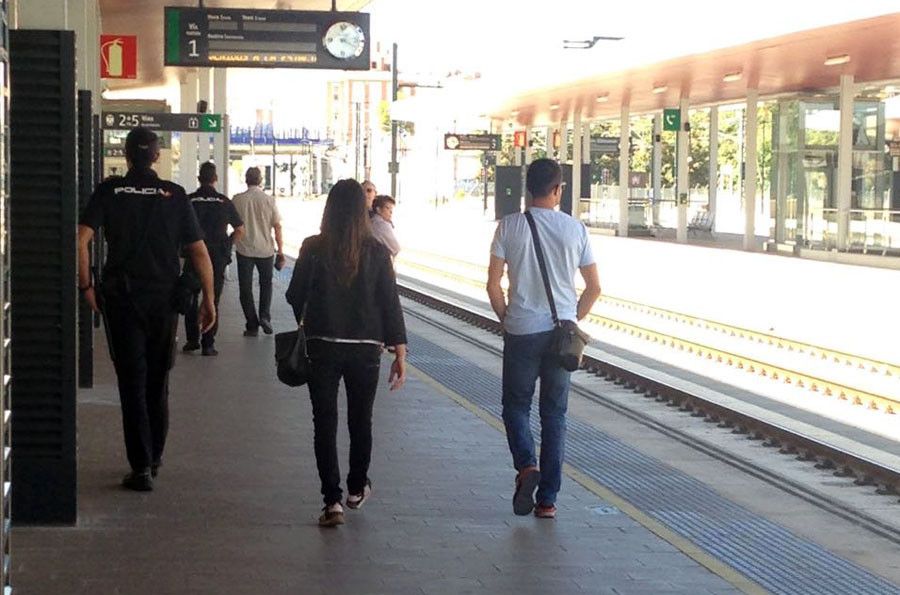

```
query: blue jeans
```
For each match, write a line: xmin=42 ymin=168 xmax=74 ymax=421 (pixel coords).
xmin=502 ymin=330 xmax=571 ymax=506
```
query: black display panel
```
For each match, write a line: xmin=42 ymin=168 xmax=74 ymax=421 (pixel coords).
xmin=164 ymin=7 xmax=370 ymax=70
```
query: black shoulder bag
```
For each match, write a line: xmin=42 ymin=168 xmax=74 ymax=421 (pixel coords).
xmin=524 ymin=211 xmax=591 ymax=372
xmin=274 ymin=255 xmax=314 ymax=387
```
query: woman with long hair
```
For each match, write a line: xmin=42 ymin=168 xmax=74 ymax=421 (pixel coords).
xmin=286 ymin=179 xmax=407 ymax=527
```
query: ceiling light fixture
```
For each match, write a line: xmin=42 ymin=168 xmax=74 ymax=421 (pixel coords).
xmin=562 ymin=35 xmax=624 ymax=50
xmin=652 ymin=84 xmax=668 ymax=94
xmin=824 ymin=54 xmax=850 ymax=66
xmin=722 ymin=71 xmax=742 ymax=83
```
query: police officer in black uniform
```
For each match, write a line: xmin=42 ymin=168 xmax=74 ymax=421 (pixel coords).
xmin=182 ymin=161 xmax=244 ymax=356
xmin=77 ymin=127 xmax=216 ymax=492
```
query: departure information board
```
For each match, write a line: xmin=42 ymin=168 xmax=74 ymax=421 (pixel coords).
xmin=164 ymin=7 xmax=370 ymax=70
xmin=444 ymin=134 xmax=502 ymax=151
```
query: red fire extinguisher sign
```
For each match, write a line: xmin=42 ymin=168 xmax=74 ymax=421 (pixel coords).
xmin=100 ymin=35 xmax=137 ymax=79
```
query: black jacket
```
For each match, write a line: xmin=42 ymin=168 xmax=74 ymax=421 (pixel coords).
xmin=286 ymin=235 xmax=407 ymax=346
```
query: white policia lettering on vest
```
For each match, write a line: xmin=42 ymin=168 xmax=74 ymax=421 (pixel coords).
xmin=114 ymin=186 xmax=173 ymax=198
xmin=190 ymin=196 xmax=224 ymax=203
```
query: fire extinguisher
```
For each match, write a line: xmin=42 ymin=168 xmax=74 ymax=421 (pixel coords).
xmin=101 ymin=38 xmax=123 ymax=77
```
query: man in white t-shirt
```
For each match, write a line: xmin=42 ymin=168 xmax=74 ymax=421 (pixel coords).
xmin=232 ymin=167 xmax=284 ymax=336
xmin=487 ymin=158 xmax=601 ymax=520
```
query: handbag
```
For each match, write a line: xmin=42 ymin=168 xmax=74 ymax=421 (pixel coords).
xmin=274 ymin=254 xmax=315 ymax=387
xmin=275 ymin=328 xmax=310 ymax=386
xmin=524 ymin=211 xmax=591 ymax=372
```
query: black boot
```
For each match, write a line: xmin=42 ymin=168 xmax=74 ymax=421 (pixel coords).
xmin=122 ymin=469 xmax=153 ymax=491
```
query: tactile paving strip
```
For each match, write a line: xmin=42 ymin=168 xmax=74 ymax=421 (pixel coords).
xmin=408 ymin=332 xmax=900 ymax=595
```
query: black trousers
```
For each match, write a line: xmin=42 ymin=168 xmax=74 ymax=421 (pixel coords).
xmin=184 ymin=255 xmax=227 ymax=348
xmin=102 ymin=289 xmax=177 ymax=472
xmin=307 ymin=340 xmax=382 ymax=506
xmin=236 ymin=253 xmax=273 ymax=331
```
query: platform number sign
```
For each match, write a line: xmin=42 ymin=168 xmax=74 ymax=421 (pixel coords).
xmin=663 ymin=108 xmax=681 ymax=132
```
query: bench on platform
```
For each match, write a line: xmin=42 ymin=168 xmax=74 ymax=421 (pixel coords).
xmin=688 ymin=210 xmax=715 ymax=236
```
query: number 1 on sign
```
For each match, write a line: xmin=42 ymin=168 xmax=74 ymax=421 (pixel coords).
xmin=188 ymin=39 xmax=199 ymax=58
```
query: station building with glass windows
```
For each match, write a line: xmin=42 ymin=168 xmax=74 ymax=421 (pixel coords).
xmin=489 ymin=13 xmax=900 ymax=266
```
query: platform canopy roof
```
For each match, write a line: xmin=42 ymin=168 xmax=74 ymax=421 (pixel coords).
xmin=486 ymin=13 xmax=900 ymax=126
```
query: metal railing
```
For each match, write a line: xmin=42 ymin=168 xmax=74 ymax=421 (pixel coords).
xmin=803 ymin=208 xmax=900 ymax=254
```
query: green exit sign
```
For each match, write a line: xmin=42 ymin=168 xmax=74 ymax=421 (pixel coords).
xmin=199 ymin=114 xmax=221 ymax=132
xmin=663 ymin=108 xmax=681 ymax=132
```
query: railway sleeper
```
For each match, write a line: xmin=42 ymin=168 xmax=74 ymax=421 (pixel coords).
xmin=832 ymin=466 xmax=855 ymax=478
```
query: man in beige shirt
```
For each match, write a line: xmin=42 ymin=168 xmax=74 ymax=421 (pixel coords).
xmin=232 ymin=167 xmax=284 ymax=336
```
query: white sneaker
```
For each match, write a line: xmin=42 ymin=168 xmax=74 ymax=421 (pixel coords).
xmin=346 ymin=480 xmax=372 ymax=510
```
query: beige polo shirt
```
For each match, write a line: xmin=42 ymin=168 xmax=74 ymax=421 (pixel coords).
xmin=231 ymin=185 xmax=281 ymax=258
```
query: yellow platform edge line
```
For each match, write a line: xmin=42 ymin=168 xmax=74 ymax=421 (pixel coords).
xmin=408 ymin=363 xmax=769 ymax=595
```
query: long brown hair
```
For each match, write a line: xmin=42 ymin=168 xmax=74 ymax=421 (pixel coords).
xmin=320 ymin=179 xmax=371 ymax=286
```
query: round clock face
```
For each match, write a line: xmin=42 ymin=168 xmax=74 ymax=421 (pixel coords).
xmin=323 ymin=22 xmax=365 ymax=60
xmin=446 ymin=135 xmax=460 ymax=149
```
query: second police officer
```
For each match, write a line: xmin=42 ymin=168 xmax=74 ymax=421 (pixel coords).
xmin=182 ymin=161 xmax=245 ymax=356
xmin=77 ymin=126 xmax=216 ymax=492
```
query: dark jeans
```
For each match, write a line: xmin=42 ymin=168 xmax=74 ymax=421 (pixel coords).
xmin=307 ymin=340 xmax=382 ymax=506
xmin=502 ymin=330 xmax=571 ymax=506
xmin=236 ymin=253 xmax=273 ymax=331
xmin=184 ymin=255 xmax=226 ymax=348
xmin=102 ymin=288 xmax=177 ymax=472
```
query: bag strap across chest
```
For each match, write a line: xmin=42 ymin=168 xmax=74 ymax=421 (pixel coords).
xmin=524 ymin=210 xmax=559 ymax=326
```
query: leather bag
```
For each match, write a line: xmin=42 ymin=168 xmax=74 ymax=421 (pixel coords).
xmin=274 ymin=253 xmax=315 ymax=387
xmin=275 ymin=328 xmax=310 ymax=387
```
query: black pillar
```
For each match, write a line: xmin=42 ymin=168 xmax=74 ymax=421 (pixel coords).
xmin=10 ymin=30 xmax=78 ymax=524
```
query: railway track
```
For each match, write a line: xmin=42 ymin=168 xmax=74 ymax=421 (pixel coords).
xmin=397 ymin=279 xmax=900 ymax=522
xmin=397 ymin=249 xmax=899 ymax=415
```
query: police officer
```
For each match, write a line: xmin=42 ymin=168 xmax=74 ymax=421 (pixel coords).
xmin=77 ymin=126 xmax=216 ymax=492
xmin=182 ymin=161 xmax=244 ymax=356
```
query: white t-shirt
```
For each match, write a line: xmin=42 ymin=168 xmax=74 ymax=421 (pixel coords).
xmin=231 ymin=186 xmax=281 ymax=258
xmin=491 ymin=207 xmax=595 ymax=335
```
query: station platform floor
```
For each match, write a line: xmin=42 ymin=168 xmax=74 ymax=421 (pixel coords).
xmin=11 ymin=264 xmax=900 ymax=594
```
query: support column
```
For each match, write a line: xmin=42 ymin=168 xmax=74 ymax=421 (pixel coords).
xmin=618 ymin=105 xmax=630 ymax=237
xmin=198 ymin=69 xmax=212 ymax=163
xmin=571 ymin=109 xmax=582 ymax=219
xmin=213 ymin=67 xmax=229 ymax=195
xmin=545 ymin=126 xmax=553 ymax=160
xmin=582 ymin=122 xmax=591 ymax=202
xmin=17 ymin=0 xmax=69 ymax=28
xmin=524 ymin=127 xmax=533 ymax=165
xmin=652 ymin=113 xmax=662 ymax=227
xmin=708 ymin=105 xmax=718 ymax=231
xmin=558 ymin=118 xmax=568 ymax=163
xmin=68 ymin=0 xmax=100 ymax=103
xmin=743 ymin=90 xmax=759 ymax=251
xmin=179 ymin=71 xmax=199 ymax=191
xmin=836 ymin=74 xmax=855 ymax=251
xmin=676 ymin=98 xmax=689 ymax=243
xmin=513 ymin=127 xmax=522 ymax=166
